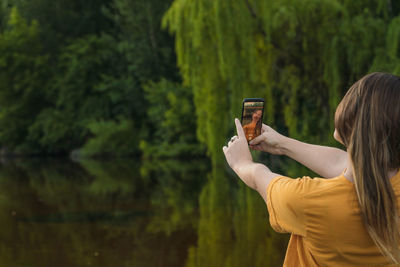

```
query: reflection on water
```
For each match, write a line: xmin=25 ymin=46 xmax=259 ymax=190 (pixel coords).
xmin=0 ymin=158 xmax=288 ymax=267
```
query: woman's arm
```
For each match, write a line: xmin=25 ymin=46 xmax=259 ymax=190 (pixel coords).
xmin=280 ymin=138 xmax=347 ymax=178
xmin=223 ymin=119 xmax=282 ymax=203
xmin=233 ymin=161 xmax=281 ymax=203
xmin=250 ymin=124 xmax=347 ymax=178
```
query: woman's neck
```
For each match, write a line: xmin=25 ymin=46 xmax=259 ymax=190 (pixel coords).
xmin=343 ymin=152 xmax=400 ymax=182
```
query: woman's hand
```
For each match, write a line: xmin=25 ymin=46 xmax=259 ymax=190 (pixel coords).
xmin=249 ymin=124 xmax=287 ymax=155
xmin=223 ymin=119 xmax=282 ymax=196
xmin=223 ymin=118 xmax=253 ymax=173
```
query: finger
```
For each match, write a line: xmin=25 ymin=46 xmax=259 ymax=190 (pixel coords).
xmin=223 ymin=146 xmax=227 ymax=153
xmin=228 ymin=140 xmax=233 ymax=146
xmin=249 ymin=145 xmax=259 ymax=150
xmin=249 ymin=134 xmax=265 ymax=145
xmin=261 ymin=124 xmax=268 ymax=132
xmin=261 ymin=123 xmax=273 ymax=133
xmin=235 ymin=118 xmax=246 ymax=139
xmin=250 ymin=143 xmax=261 ymax=149
xmin=226 ymin=135 xmax=237 ymax=145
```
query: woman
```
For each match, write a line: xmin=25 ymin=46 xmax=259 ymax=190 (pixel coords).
xmin=223 ymin=72 xmax=400 ymax=266
xmin=243 ymin=109 xmax=263 ymax=141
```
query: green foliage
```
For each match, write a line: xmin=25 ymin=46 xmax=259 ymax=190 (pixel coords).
xmin=110 ymin=0 xmax=179 ymax=83
xmin=27 ymin=109 xmax=81 ymax=154
xmin=0 ymin=0 xmax=186 ymax=157
xmin=79 ymin=118 xmax=139 ymax=157
xmin=8 ymin=0 xmax=114 ymax=55
xmin=5 ymin=0 xmax=400 ymax=163
xmin=163 ymin=0 xmax=400 ymax=170
xmin=140 ymin=79 xmax=205 ymax=158
xmin=0 ymin=7 xmax=51 ymax=153
xmin=27 ymin=33 xmax=144 ymax=154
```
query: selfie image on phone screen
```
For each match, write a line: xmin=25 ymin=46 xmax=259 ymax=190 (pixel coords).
xmin=241 ymin=98 xmax=265 ymax=142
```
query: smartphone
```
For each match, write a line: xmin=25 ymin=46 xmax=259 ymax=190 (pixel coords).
xmin=241 ymin=98 xmax=265 ymax=142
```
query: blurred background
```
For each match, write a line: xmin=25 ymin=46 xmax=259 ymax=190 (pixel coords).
xmin=1 ymin=0 xmax=400 ymax=266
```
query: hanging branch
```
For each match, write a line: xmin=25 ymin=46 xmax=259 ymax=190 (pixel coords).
xmin=387 ymin=0 xmax=392 ymax=16
xmin=244 ymin=0 xmax=267 ymax=37
xmin=244 ymin=0 xmax=258 ymax=18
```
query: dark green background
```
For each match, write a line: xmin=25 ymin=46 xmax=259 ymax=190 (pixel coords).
xmin=1 ymin=0 xmax=400 ymax=266
xmin=1 ymin=0 xmax=400 ymax=161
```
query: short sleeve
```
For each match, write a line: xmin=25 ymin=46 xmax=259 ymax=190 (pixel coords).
xmin=267 ymin=176 xmax=312 ymax=236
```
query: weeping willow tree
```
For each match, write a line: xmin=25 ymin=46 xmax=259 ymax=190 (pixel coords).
xmin=163 ymin=0 xmax=400 ymax=170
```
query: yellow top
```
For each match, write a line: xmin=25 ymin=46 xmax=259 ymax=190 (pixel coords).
xmin=267 ymin=170 xmax=400 ymax=267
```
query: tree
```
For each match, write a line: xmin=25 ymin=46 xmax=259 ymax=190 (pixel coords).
xmin=111 ymin=0 xmax=179 ymax=83
xmin=0 ymin=7 xmax=51 ymax=153
xmin=7 ymin=0 xmax=114 ymax=55
xmin=140 ymin=79 xmax=204 ymax=158
xmin=163 ymin=0 xmax=400 ymax=169
xmin=28 ymin=33 xmax=142 ymax=154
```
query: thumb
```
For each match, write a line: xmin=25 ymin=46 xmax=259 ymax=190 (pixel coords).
xmin=261 ymin=123 xmax=268 ymax=133
xmin=249 ymin=133 xmax=265 ymax=145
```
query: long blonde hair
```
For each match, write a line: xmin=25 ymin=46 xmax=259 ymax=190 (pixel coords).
xmin=335 ymin=72 xmax=400 ymax=263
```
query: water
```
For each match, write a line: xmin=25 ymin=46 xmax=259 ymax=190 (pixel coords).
xmin=0 ymin=158 xmax=288 ymax=267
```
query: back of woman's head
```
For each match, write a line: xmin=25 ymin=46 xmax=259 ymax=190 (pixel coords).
xmin=335 ymin=72 xmax=400 ymax=263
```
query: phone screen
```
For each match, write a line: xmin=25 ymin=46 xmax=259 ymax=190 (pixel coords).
xmin=241 ymin=99 xmax=264 ymax=142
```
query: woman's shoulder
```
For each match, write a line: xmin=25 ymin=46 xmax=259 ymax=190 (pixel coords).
xmin=267 ymin=175 xmax=351 ymax=236
xmin=269 ymin=175 xmax=353 ymax=198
